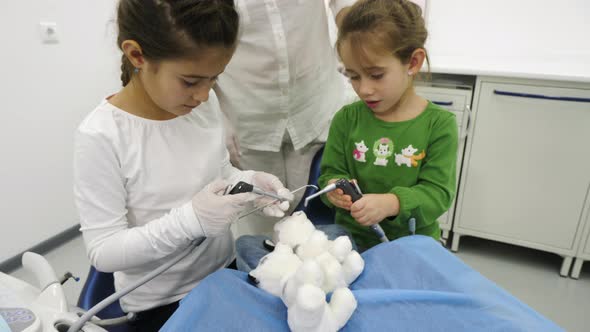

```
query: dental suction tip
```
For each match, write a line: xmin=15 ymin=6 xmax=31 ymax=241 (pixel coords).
xmin=303 ymin=185 xmax=320 ymax=207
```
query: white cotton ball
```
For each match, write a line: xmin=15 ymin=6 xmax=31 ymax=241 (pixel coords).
xmin=288 ymin=285 xmax=357 ymax=332
xmin=296 ymin=230 xmax=329 ymax=260
xmin=282 ymin=260 xmax=324 ymax=307
xmin=342 ymin=250 xmax=365 ymax=285
xmin=249 ymin=243 xmax=302 ymax=297
xmin=328 ymin=236 xmax=353 ymax=263
xmin=287 ymin=284 xmax=326 ymax=332
xmin=294 ymin=260 xmax=324 ymax=287
xmin=272 ymin=211 xmax=315 ymax=248
xmin=255 ymin=210 xmax=360 ymax=332
xmin=328 ymin=287 xmax=358 ymax=331
xmin=315 ymin=252 xmax=346 ymax=293
xmin=296 ymin=284 xmax=325 ymax=312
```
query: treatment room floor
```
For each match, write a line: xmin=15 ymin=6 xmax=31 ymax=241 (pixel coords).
xmin=8 ymin=234 xmax=590 ymax=331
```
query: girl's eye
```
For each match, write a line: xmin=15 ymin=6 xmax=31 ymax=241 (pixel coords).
xmin=183 ymin=79 xmax=199 ymax=87
xmin=371 ymin=74 xmax=384 ymax=80
xmin=183 ymin=77 xmax=218 ymax=87
xmin=349 ymin=76 xmax=360 ymax=81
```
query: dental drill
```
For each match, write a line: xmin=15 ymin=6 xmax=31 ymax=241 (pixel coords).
xmin=304 ymin=179 xmax=389 ymax=243
xmin=237 ymin=184 xmax=319 ymax=219
xmin=225 ymin=181 xmax=290 ymax=201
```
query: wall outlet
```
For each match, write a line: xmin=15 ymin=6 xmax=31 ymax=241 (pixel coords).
xmin=39 ymin=22 xmax=59 ymax=44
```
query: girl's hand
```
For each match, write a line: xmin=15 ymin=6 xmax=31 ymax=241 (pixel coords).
xmin=350 ymin=193 xmax=400 ymax=226
xmin=326 ymin=179 xmax=352 ymax=210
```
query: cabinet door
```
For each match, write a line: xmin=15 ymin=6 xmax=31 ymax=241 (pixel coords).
xmin=583 ymin=220 xmax=590 ymax=258
xmin=415 ymin=86 xmax=472 ymax=234
xmin=455 ymin=81 xmax=590 ymax=252
xmin=581 ymin=199 xmax=590 ymax=258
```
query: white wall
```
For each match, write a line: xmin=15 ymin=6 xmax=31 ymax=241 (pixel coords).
xmin=424 ymin=0 xmax=590 ymax=81
xmin=0 ymin=0 xmax=120 ymax=262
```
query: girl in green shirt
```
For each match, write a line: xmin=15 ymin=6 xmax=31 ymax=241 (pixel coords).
xmin=319 ymin=0 xmax=458 ymax=250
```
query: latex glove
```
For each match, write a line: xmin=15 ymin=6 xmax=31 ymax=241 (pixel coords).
xmin=222 ymin=112 xmax=241 ymax=168
xmin=192 ymin=179 xmax=255 ymax=237
xmin=251 ymin=172 xmax=294 ymax=217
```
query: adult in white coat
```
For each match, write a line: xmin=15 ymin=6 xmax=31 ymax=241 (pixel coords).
xmin=216 ymin=0 xmax=358 ymax=236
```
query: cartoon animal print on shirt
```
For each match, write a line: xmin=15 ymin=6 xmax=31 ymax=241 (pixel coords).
xmin=394 ymin=145 xmax=426 ymax=167
xmin=353 ymin=140 xmax=369 ymax=162
xmin=373 ymin=138 xmax=394 ymax=166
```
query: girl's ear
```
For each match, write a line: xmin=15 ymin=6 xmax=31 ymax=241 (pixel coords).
xmin=407 ymin=48 xmax=426 ymax=76
xmin=121 ymin=40 xmax=145 ymax=69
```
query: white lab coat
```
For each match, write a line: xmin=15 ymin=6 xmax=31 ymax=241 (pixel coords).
xmin=215 ymin=0 xmax=356 ymax=152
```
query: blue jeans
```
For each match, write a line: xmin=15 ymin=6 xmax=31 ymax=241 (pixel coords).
xmin=235 ymin=224 xmax=357 ymax=273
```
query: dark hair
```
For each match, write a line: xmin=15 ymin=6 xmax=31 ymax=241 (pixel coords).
xmin=337 ymin=0 xmax=429 ymax=70
xmin=117 ymin=0 xmax=239 ymax=86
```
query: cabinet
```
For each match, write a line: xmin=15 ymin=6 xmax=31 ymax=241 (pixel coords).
xmin=415 ymin=77 xmax=474 ymax=239
xmin=571 ymin=199 xmax=590 ymax=279
xmin=451 ymin=76 xmax=590 ymax=276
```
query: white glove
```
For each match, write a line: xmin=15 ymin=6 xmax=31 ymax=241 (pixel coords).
xmin=222 ymin=112 xmax=241 ymax=168
xmin=251 ymin=172 xmax=294 ymax=218
xmin=191 ymin=180 xmax=255 ymax=237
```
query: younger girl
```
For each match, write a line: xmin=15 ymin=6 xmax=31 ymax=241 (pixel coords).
xmin=319 ymin=0 xmax=458 ymax=250
xmin=74 ymin=1 xmax=291 ymax=330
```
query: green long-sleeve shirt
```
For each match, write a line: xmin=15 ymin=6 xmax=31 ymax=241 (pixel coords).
xmin=318 ymin=100 xmax=458 ymax=249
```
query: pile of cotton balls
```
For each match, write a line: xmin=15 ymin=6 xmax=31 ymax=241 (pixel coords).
xmin=249 ymin=211 xmax=365 ymax=332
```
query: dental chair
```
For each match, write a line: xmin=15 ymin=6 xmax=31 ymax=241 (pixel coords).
xmin=292 ymin=145 xmax=335 ymax=225
xmin=77 ymin=266 xmax=132 ymax=332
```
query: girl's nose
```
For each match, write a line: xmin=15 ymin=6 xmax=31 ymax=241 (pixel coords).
xmin=192 ymin=85 xmax=210 ymax=103
xmin=359 ymin=79 xmax=374 ymax=97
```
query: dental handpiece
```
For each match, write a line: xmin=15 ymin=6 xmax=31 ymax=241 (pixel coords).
xmin=348 ymin=181 xmax=389 ymax=243
xmin=305 ymin=179 xmax=389 ymax=243
xmin=226 ymin=181 xmax=288 ymax=201
xmin=237 ymin=184 xmax=318 ymax=219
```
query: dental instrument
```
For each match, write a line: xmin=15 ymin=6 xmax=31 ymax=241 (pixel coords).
xmin=67 ymin=238 xmax=205 ymax=332
xmin=225 ymin=181 xmax=289 ymax=201
xmin=237 ymin=184 xmax=319 ymax=219
xmin=409 ymin=218 xmax=416 ymax=235
xmin=303 ymin=179 xmax=389 ymax=243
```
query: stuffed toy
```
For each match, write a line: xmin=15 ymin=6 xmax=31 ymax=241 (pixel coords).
xmin=249 ymin=212 xmax=364 ymax=331
xmin=274 ymin=212 xmax=365 ymax=292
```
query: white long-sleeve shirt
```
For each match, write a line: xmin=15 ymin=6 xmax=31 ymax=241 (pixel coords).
xmin=214 ymin=0 xmax=357 ymax=152
xmin=74 ymin=93 xmax=249 ymax=312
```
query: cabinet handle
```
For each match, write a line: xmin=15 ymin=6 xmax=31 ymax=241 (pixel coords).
xmin=494 ymin=90 xmax=590 ymax=103
xmin=460 ymin=105 xmax=471 ymax=140
xmin=432 ymin=100 xmax=454 ymax=106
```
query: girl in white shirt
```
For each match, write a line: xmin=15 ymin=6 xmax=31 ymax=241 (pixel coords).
xmin=73 ymin=1 xmax=292 ymax=331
